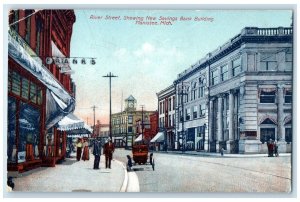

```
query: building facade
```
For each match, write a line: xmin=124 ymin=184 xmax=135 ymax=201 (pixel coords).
xmin=174 ymin=27 xmax=293 ymax=154
xmin=111 ymin=95 xmax=155 ymax=148
xmin=8 ymin=10 xmax=76 ymax=172
xmin=157 ymin=85 xmax=176 ymax=150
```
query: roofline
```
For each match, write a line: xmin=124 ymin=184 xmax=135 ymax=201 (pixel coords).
xmin=174 ymin=26 xmax=293 ymax=84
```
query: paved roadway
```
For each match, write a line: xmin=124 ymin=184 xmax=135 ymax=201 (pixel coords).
xmin=114 ymin=149 xmax=292 ymax=193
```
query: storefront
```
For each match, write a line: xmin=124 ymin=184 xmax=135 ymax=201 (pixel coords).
xmin=8 ymin=30 xmax=75 ymax=172
xmin=7 ymin=64 xmax=45 ymax=171
xmin=57 ymin=113 xmax=92 ymax=158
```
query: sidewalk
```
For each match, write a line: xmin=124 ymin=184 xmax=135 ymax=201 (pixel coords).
xmin=9 ymin=153 xmax=126 ymax=192
xmin=154 ymin=150 xmax=291 ymax=158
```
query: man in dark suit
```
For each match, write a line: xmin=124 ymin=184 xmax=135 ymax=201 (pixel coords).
xmin=103 ymin=139 xmax=115 ymax=169
xmin=93 ymin=139 xmax=102 ymax=169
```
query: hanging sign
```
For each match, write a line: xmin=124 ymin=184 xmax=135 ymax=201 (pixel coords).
xmin=45 ymin=57 xmax=96 ymax=65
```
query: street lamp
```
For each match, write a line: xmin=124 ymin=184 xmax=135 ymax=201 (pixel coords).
xmin=102 ymin=72 xmax=118 ymax=140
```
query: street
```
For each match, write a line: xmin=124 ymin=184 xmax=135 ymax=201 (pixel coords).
xmin=114 ymin=149 xmax=292 ymax=192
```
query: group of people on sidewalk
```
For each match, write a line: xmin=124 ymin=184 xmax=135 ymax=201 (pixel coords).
xmin=76 ymin=138 xmax=90 ymax=161
xmin=267 ymin=139 xmax=279 ymax=157
xmin=77 ymin=137 xmax=115 ymax=170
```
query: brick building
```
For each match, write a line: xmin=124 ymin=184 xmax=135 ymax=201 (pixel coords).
xmin=7 ymin=10 xmax=77 ymax=172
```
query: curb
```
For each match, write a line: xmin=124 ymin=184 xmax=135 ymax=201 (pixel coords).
xmin=115 ymin=159 xmax=129 ymax=192
xmin=154 ymin=151 xmax=292 ymax=158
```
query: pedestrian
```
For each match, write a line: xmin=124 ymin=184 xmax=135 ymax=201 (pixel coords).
xmin=267 ymin=139 xmax=274 ymax=157
xmin=76 ymin=138 xmax=83 ymax=161
xmin=103 ymin=139 xmax=115 ymax=169
xmin=93 ymin=139 xmax=101 ymax=169
xmin=220 ymin=147 xmax=224 ymax=156
xmin=7 ymin=177 xmax=14 ymax=191
xmin=82 ymin=139 xmax=90 ymax=161
xmin=274 ymin=141 xmax=279 ymax=157
xmin=126 ymin=155 xmax=133 ymax=171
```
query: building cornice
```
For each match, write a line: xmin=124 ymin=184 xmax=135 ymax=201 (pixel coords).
xmin=174 ymin=27 xmax=293 ymax=84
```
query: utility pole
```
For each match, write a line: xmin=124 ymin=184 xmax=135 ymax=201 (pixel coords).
xmin=179 ymin=81 xmax=188 ymax=153
xmin=103 ymin=72 xmax=118 ymax=140
xmin=91 ymin=105 xmax=97 ymax=138
xmin=140 ymin=105 xmax=145 ymax=142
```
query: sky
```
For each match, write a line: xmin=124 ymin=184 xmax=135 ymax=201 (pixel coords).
xmin=69 ymin=9 xmax=293 ymax=125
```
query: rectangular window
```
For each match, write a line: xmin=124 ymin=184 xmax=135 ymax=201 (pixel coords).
xmin=12 ymin=71 xmax=21 ymax=96
xmin=159 ymin=102 xmax=162 ymax=114
xmin=285 ymin=90 xmax=292 ymax=103
xmin=260 ymin=91 xmax=276 ymax=103
xmin=221 ymin=65 xmax=228 ymax=81
xmin=200 ymin=104 xmax=206 ymax=116
xmin=260 ymin=53 xmax=277 ymax=71
xmin=128 ymin=115 xmax=133 ymax=124
xmin=169 ymin=98 xmax=172 ymax=111
xmin=36 ymin=18 xmax=42 ymax=55
xmin=186 ymin=108 xmax=191 ymax=121
xmin=37 ymin=87 xmax=43 ymax=105
xmin=200 ymin=86 xmax=204 ymax=98
xmin=225 ymin=95 xmax=229 ymax=110
xmin=186 ymin=88 xmax=189 ymax=102
xmin=211 ymin=69 xmax=219 ymax=85
xmin=19 ymin=102 xmax=41 ymax=161
xmin=172 ymin=114 xmax=175 ymax=127
xmin=232 ymin=58 xmax=241 ymax=76
xmin=25 ymin=10 xmax=31 ymax=45
xmin=169 ymin=115 xmax=171 ymax=127
xmin=193 ymin=106 xmax=197 ymax=119
xmin=21 ymin=78 xmax=29 ymax=99
xmin=128 ymin=126 xmax=133 ymax=133
xmin=172 ymin=96 xmax=175 ymax=110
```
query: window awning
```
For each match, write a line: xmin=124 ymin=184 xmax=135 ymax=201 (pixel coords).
xmin=57 ymin=113 xmax=92 ymax=135
xmin=8 ymin=31 xmax=75 ymax=129
xmin=134 ymin=134 xmax=143 ymax=142
xmin=150 ymin=132 xmax=164 ymax=143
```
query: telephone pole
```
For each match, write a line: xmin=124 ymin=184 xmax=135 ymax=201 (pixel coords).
xmin=178 ymin=81 xmax=188 ymax=153
xmin=91 ymin=105 xmax=97 ymax=138
xmin=140 ymin=105 xmax=145 ymax=142
xmin=103 ymin=72 xmax=118 ymax=140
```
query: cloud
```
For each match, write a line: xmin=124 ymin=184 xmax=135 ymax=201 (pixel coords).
xmin=133 ymin=42 xmax=155 ymax=57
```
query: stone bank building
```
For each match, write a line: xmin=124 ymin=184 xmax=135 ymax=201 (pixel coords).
xmin=174 ymin=27 xmax=292 ymax=154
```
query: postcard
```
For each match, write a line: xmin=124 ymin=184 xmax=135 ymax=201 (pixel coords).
xmin=4 ymin=7 xmax=294 ymax=195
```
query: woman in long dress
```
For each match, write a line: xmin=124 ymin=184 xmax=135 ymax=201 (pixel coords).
xmin=82 ymin=139 xmax=90 ymax=161
xmin=76 ymin=138 xmax=83 ymax=161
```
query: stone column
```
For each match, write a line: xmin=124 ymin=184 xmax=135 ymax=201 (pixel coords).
xmin=277 ymin=85 xmax=284 ymax=140
xmin=227 ymin=90 xmax=234 ymax=153
xmin=277 ymin=85 xmax=287 ymax=152
xmin=216 ymin=96 xmax=223 ymax=151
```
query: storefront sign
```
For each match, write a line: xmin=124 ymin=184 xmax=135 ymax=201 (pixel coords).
xmin=46 ymin=57 xmax=96 ymax=65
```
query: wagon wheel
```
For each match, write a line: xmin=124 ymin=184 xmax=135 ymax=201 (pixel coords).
xmin=152 ymin=158 xmax=155 ymax=171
